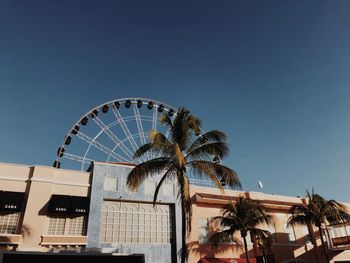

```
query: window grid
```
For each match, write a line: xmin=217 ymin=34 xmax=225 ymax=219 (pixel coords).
xmin=0 ymin=212 xmax=20 ymax=234
xmin=68 ymin=216 xmax=86 ymax=235
xmin=100 ymin=201 xmax=172 ymax=244
xmin=104 ymin=177 xmax=118 ymax=192
xmin=47 ymin=216 xmax=66 ymax=235
xmin=47 ymin=216 xmax=86 ymax=236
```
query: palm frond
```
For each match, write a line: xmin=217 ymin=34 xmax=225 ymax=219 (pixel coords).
xmin=250 ymin=228 xmax=272 ymax=248
xmin=210 ymin=197 xmax=271 ymax=248
xmin=288 ymin=214 xmax=309 ymax=226
xmin=213 ymin=163 xmax=241 ymax=188
xmin=160 ymin=113 xmax=173 ymax=128
xmin=209 ymin=229 xmax=238 ymax=246
xmin=288 ymin=189 xmax=350 ymax=230
xmin=171 ymin=108 xmax=202 ymax=150
xmin=171 ymin=108 xmax=190 ymax=149
xmin=222 ymin=201 xmax=237 ymax=217
xmin=186 ymin=160 xmax=224 ymax=192
xmin=188 ymin=130 xmax=227 ymax=152
xmin=324 ymin=200 xmax=350 ymax=224
xmin=186 ymin=141 xmax=229 ymax=161
xmin=188 ymin=160 xmax=241 ymax=189
xmin=152 ymin=165 xmax=176 ymax=205
xmin=186 ymin=114 xmax=202 ymax=137
xmin=250 ymin=228 xmax=271 ymax=238
xmin=252 ymin=210 xmax=271 ymax=226
xmin=290 ymin=204 xmax=308 ymax=216
xmin=149 ymin=130 xmax=172 ymax=146
xmin=133 ymin=143 xmax=154 ymax=159
xmin=126 ymin=157 xmax=172 ymax=191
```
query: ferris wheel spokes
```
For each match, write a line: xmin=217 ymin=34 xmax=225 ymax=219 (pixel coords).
xmin=89 ymin=112 xmax=134 ymax=160
xmin=54 ymin=98 xmax=177 ymax=171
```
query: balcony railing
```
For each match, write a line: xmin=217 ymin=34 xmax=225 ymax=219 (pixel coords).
xmin=326 ymin=223 xmax=350 ymax=250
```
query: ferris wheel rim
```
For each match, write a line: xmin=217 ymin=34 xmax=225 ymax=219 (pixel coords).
xmin=54 ymin=97 xmax=177 ymax=170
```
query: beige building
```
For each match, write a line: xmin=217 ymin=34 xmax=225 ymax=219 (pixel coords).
xmin=189 ymin=185 xmax=350 ymax=263
xmin=0 ymin=162 xmax=90 ymax=252
xmin=1 ymin=161 xmax=350 ymax=263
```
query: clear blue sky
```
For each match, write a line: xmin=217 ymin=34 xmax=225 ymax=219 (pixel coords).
xmin=1 ymin=0 xmax=350 ymax=201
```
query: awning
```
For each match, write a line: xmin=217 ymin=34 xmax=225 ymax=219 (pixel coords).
xmin=70 ymin=196 xmax=89 ymax=215
xmin=48 ymin=195 xmax=71 ymax=214
xmin=199 ymin=258 xmax=256 ymax=263
xmin=0 ymin=191 xmax=25 ymax=212
xmin=48 ymin=195 xmax=90 ymax=215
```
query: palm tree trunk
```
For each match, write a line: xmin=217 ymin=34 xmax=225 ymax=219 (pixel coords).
xmin=261 ymin=247 xmax=267 ymax=263
xmin=243 ymin=236 xmax=250 ymax=263
xmin=318 ymin=226 xmax=330 ymax=263
xmin=181 ymin=199 xmax=187 ymax=263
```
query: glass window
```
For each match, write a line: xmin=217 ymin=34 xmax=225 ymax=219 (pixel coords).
xmin=47 ymin=216 xmax=66 ymax=235
xmin=198 ymin=218 xmax=209 ymax=244
xmin=100 ymin=201 xmax=172 ymax=244
xmin=0 ymin=212 xmax=20 ymax=234
xmin=144 ymin=181 xmax=156 ymax=195
xmin=284 ymin=223 xmax=296 ymax=243
xmin=47 ymin=216 xmax=86 ymax=236
xmin=68 ymin=216 xmax=86 ymax=235
xmin=301 ymin=225 xmax=311 ymax=243
xmin=268 ymin=222 xmax=277 ymax=243
xmin=163 ymin=183 xmax=174 ymax=196
xmin=104 ymin=177 xmax=118 ymax=192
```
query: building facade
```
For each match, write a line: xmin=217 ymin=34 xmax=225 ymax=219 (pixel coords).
xmin=1 ymin=161 xmax=350 ymax=263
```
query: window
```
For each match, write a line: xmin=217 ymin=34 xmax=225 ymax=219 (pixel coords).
xmin=0 ymin=212 xmax=20 ymax=234
xmin=144 ymin=181 xmax=156 ymax=195
xmin=198 ymin=218 xmax=209 ymax=244
xmin=268 ymin=222 xmax=277 ymax=243
xmin=68 ymin=216 xmax=86 ymax=235
xmin=104 ymin=177 xmax=118 ymax=192
xmin=47 ymin=216 xmax=86 ymax=236
xmin=284 ymin=223 xmax=296 ymax=243
xmin=301 ymin=225 xmax=311 ymax=243
xmin=100 ymin=201 xmax=172 ymax=244
xmin=163 ymin=182 xmax=174 ymax=196
xmin=47 ymin=216 xmax=66 ymax=235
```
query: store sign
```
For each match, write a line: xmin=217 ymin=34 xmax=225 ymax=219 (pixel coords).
xmin=48 ymin=195 xmax=89 ymax=215
xmin=0 ymin=191 xmax=25 ymax=212
xmin=48 ymin=195 xmax=71 ymax=214
xmin=71 ymin=196 xmax=89 ymax=215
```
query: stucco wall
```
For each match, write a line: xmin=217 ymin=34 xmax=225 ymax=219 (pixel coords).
xmin=86 ymin=162 xmax=182 ymax=263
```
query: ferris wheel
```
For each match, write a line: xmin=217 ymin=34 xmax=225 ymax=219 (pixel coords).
xmin=53 ymin=98 xmax=177 ymax=171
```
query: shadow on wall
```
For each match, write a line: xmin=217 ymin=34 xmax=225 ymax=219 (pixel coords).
xmin=266 ymin=232 xmax=319 ymax=263
xmin=0 ymin=224 xmax=32 ymax=251
xmin=188 ymin=240 xmax=244 ymax=260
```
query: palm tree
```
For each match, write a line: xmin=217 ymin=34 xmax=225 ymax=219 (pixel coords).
xmin=255 ymin=232 xmax=273 ymax=263
xmin=210 ymin=196 xmax=271 ymax=263
xmin=288 ymin=189 xmax=350 ymax=263
xmin=127 ymin=107 xmax=241 ymax=263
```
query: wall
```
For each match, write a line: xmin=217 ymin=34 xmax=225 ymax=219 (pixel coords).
xmin=0 ymin=162 xmax=91 ymax=252
xmin=86 ymin=162 xmax=182 ymax=263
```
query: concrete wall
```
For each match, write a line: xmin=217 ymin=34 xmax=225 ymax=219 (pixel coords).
xmin=86 ymin=162 xmax=182 ymax=263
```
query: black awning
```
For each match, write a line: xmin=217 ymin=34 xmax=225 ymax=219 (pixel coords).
xmin=0 ymin=191 xmax=25 ymax=212
xmin=70 ymin=196 xmax=90 ymax=215
xmin=48 ymin=195 xmax=71 ymax=214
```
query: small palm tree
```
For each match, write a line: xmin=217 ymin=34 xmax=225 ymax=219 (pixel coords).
xmin=127 ymin=107 xmax=241 ymax=263
xmin=288 ymin=189 xmax=350 ymax=263
xmin=210 ymin=196 xmax=271 ymax=263
xmin=255 ymin=232 xmax=273 ymax=263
